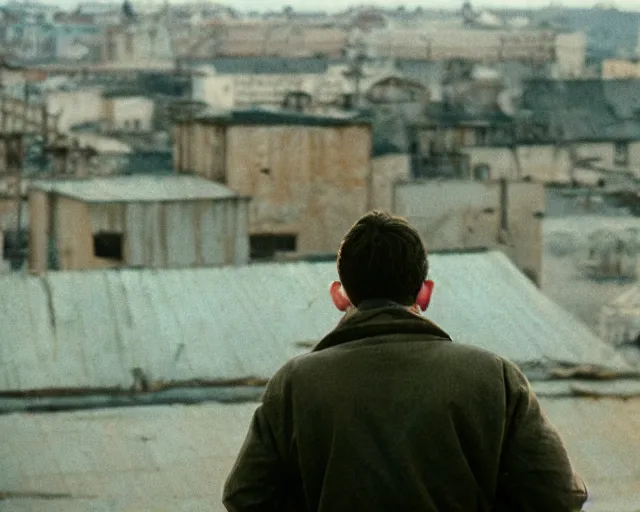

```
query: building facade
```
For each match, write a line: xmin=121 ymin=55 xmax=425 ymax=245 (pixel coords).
xmin=102 ymin=94 xmax=155 ymax=133
xmin=174 ymin=110 xmax=373 ymax=258
xmin=393 ymin=179 xmax=545 ymax=284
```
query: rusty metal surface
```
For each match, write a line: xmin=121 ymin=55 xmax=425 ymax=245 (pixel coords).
xmin=30 ymin=175 xmax=241 ymax=203
xmin=1 ymin=395 xmax=639 ymax=512
xmin=0 ymin=251 xmax=629 ymax=393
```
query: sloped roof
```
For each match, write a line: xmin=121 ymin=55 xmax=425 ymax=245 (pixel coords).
xmin=521 ymin=79 xmax=640 ymax=142
xmin=0 ymin=251 xmax=628 ymax=393
xmin=30 ymin=175 xmax=240 ymax=203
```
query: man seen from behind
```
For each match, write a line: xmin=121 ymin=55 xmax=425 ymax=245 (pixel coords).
xmin=223 ymin=210 xmax=588 ymax=512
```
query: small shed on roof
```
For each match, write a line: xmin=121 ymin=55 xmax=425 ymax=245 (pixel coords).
xmin=0 ymin=250 xmax=629 ymax=393
xmin=27 ymin=175 xmax=250 ymax=273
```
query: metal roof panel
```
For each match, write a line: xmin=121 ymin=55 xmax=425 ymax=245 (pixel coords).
xmin=0 ymin=251 xmax=629 ymax=393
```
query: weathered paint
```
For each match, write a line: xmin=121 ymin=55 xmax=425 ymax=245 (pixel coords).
xmin=227 ymin=124 xmax=372 ymax=254
xmin=174 ymin=119 xmax=373 ymax=254
xmin=370 ymin=154 xmax=411 ymax=212
xmin=27 ymin=189 xmax=50 ymax=274
xmin=393 ymin=180 xmax=545 ymax=284
xmin=463 ymin=141 xmax=640 ymax=184
xmin=28 ymin=176 xmax=250 ymax=271
xmin=0 ymin=251 xmax=629 ymax=393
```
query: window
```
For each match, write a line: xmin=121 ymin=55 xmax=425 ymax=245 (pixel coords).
xmin=250 ymin=234 xmax=297 ymax=260
xmin=93 ymin=232 xmax=123 ymax=261
xmin=473 ymin=163 xmax=491 ymax=181
xmin=475 ymin=127 xmax=488 ymax=146
xmin=614 ymin=141 xmax=629 ymax=167
xmin=123 ymin=120 xmax=131 ymax=131
xmin=133 ymin=119 xmax=141 ymax=131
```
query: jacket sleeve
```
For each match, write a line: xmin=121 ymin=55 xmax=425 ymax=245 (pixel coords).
xmin=223 ymin=368 xmax=292 ymax=512
xmin=495 ymin=360 xmax=588 ymax=512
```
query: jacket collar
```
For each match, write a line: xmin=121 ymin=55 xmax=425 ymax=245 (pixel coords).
xmin=314 ymin=301 xmax=452 ymax=352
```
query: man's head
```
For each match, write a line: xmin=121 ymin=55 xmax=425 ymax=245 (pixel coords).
xmin=330 ymin=211 xmax=434 ymax=312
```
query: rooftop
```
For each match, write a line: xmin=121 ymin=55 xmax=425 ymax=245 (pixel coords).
xmin=193 ymin=108 xmax=372 ymax=127
xmin=0 ymin=251 xmax=628 ymax=394
xmin=30 ymin=175 xmax=241 ymax=203
xmin=521 ymin=79 xmax=640 ymax=142
xmin=191 ymin=56 xmax=338 ymax=75
xmin=1 ymin=391 xmax=639 ymax=511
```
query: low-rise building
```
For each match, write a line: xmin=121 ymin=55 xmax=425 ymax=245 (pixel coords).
xmin=173 ymin=109 xmax=373 ymax=258
xmin=180 ymin=21 xmax=348 ymax=59
xmin=101 ymin=93 xmax=155 ymax=133
xmin=190 ymin=57 xmax=349 ymax=110
xmin=411 ymin=79 xmax=640 ymax=185
xmin=28 ymin=175 xmax=250 ymax=273
xmin=103 ymin=17 xmax=173 ymax=66
xmin=362 ymin=26 xmax=585 ymax=78
xmin=602 ymin=59 xmax=640 ymax=79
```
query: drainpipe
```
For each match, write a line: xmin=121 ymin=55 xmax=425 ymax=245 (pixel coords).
xmin=500 ymin=177 xmax=509 ymax=232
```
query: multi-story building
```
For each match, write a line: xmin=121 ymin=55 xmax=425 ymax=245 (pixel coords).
xmin=362 ymin=25 xmax=586 ymax=78
xmin=180 ymin=21 xmax=348 ymax=59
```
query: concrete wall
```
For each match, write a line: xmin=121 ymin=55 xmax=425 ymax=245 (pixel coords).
xmin=555 ymin=32 xmax=586 ymax=78
xmin=27 ymin=189 xmax=50 ymax=274
xmin=192 ymin=72 xmax=345 ymax=109
xmin=105 ymin=23 xmax=173 ymax=64
xmin=371 ymin=154 xmax=411 ymax=212
xmin=224 ymin=124 xmax=372 ymax=254
xmin=393 ymin=180 xmax=544 ymax=283
xmin=187 ymin=23 xmax=348 ymax=58
xmin=104 ymin=96 xmax=155 ymax=132
xmin=463 ymin=141 xmax=640 ymax=184
xmin=123 ymin=199 xmax=249 ymax=268
xmin=192 ymin=75 xmax=235 ymax=109
xmin=364 ymin=27 xmax=557 ymax=62
xmin=174 ymin=122 xmax=226 ymax=182
xmin=602 ymin=59 xmax=640 ymax=78
xmin=46 ymin=88 xmax=103 ymax=133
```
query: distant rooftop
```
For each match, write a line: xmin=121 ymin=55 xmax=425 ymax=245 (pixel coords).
xmin=194 ymin=108 xmax=372 ymax=127
xmin=190 ymin=56 xmax=340 ymax=75
xmin=30 ymin=175 xmax=242 ymax=203
xmin=521 ymin=78 xmax=640 ymax=142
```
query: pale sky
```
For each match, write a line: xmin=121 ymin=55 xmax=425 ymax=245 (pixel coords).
xmin=48 ymin=0 xmax=640 ymax=13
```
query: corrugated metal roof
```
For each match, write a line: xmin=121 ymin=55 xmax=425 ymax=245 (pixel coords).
xmin=1 ymin=394 xmax=639 ymax=512
xmin=30 ymin=175 xmax=242 ymax=203
xmin=0 ymin=251 xmax=628 ymax=393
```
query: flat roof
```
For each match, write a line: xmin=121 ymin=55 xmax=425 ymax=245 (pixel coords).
xmin=191 ymin=108 xmax=372 ymax=128
xmin=30 ymin=175 xmax=244 ymax=204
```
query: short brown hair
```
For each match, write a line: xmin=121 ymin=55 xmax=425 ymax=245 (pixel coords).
xmin=337 ymin=211 xmax=428 ymax=306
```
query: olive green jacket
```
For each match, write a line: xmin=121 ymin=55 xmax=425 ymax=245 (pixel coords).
xmin=223 ymin=302 xmax=587 ymax=512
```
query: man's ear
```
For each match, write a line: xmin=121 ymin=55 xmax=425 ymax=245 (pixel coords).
xmin=416 ymin=280 xmax=435 ymax=312
xmin=330 ymin=281 xmax=352 ymax=312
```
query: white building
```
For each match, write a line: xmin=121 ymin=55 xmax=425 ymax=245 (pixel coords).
xmin=102 ymin=94 xmax=155 ymax=132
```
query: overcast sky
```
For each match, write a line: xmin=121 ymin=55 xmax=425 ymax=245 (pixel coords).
xmin=221 ymin=0 xmax=640 ymax=11
xmin=47 ymin=0 xmax=640 ymax=13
